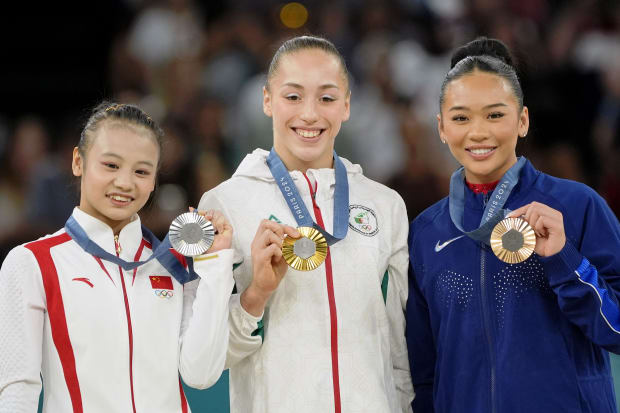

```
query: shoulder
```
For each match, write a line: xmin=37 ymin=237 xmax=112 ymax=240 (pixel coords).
xmin=412 ymin=197 xmax=449 ymax=231
xmin=352 ymin=172 xmax=405 ymax=204
xmin=532 ymin=172 xmax=607 ymax=214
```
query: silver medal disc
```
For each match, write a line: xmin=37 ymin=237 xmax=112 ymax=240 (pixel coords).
xmin=169 ymin=212 xmax=215 ymax=257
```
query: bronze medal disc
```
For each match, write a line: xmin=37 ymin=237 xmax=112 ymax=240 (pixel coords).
xmin=169 ymin=212 xmax=215 ymax=257
xmin=490 ymin=217 xmax=536 ymax=264
xmin=282 ymin=226 xmax=328 ymax=271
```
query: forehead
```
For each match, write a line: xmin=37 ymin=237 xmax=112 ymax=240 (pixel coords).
xmin=274 ymin=48 xmax=347 ymax=88
xmin=444 ymin=71 xmax=517 ymax=107
xmin=89 ymin=121 xmax=159 ymax=161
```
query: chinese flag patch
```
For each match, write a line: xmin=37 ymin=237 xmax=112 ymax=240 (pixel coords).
xmin=149 ymin=276 xmax=173 ymax=290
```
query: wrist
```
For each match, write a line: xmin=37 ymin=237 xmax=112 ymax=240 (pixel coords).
xmin=240 ymin=283 xmax=271 ymax=317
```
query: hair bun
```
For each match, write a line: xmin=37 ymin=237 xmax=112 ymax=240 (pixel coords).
xmin=450 ymin=37 xmax=514 ymax=69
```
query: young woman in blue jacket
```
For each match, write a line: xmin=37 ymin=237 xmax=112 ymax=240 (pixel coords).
xmin=406 ymin=37 xmax=620 ymax=413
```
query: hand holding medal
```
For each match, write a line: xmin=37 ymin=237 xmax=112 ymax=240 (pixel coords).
xmin=504 ymin=202 xmax=566 ymax=258
xmin=169 ymin=208 xmax=233 ymax=256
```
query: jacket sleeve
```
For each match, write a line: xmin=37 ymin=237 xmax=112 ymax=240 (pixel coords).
xmin=540 ymin=190 xmax=620 ymax=353
xmin=0 ymin=247 xmax=45 ymax=413
xmin=405 ymin=223 xmax=436 ymax=413
xmin=197 ymin=189 xmax=264 ymax=369
xmin=178 ymin=249 xmax=235 ymax=389
xmin=385 ymin=195 xmax=414 ymax=412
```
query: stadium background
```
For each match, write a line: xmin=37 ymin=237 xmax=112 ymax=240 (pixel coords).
xmin=1 ymin=0 xmax=618 ymax=411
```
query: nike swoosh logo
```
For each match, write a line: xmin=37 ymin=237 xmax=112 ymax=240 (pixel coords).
xmin=434 ymin=235 xmax=465 ymax=252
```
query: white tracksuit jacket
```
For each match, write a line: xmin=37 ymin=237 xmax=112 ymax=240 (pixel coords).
xmin=198 ymin=149 xmax=414 ymax=413
xmin=0 ymin=207 xmax=235 ymax=413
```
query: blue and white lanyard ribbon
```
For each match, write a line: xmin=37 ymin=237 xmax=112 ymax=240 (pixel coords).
xmin=448 ymin=156 xmax=526 ymax=245
xmin=65 ymin=216 xmax=198 ymax=284
xmin=266 ymin=148 xmax=349 ymax=245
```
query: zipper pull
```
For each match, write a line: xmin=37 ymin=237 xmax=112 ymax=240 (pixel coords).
xmin=114 ymin=235 xmax=122 ymax=255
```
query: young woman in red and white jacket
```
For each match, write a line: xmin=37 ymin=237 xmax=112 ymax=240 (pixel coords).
xmin=0 ymin=102 xmax=235 ymax=413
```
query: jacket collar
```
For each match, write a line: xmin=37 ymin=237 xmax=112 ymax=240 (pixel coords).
xmin=71 ymin=207 xmax=145 ymax=262
xmin=232 ymin=148 xmax=363 ymax=198
xmin=462 ymin=158 xmax=540 ymax=228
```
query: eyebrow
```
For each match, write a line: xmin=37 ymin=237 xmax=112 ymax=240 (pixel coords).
xmin=448 ymin=103 xmax=508 ymax=111
xmin=282 ymin=82 xmax=340 ymax=90
xmin=101 ymin=152 xmax=155 ymax=168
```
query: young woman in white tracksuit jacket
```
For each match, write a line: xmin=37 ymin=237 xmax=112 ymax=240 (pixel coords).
xmin=0 ymin=102 xmax=235 ymax=413
xmin=198 ymin=36 xmax=414 ymax=413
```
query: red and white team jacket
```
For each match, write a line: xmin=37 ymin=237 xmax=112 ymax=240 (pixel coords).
xmin=0 ymin=207 xmax=235 ymax=413
xmin=199 ymin=149 xmax=414 ymax=413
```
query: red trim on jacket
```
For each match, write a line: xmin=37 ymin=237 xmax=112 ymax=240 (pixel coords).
xmin=303 ymin=173 xmax=342 ymax=413
xmin=179 ymin=377 xmax=189 ymax=413
xmin=25 ymin=232 xmax=84 ymax=413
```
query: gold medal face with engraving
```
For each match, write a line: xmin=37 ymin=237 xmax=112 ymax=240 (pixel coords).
xmin=490 ymin=217 xmax=536 ymax=264
xmin=282 ymin=226 xmax=328 ymax=271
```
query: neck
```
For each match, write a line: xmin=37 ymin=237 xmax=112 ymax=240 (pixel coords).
xmin=464 ymin=155 xmax=518 ymax=185
xmin=77 ymin=206 xmax=131 ymax=236
xmin=273 ymin=146 xmax=334 ymax=173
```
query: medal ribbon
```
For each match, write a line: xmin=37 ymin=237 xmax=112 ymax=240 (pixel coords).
xmin=65 ymin=216 xmax=198 ymax=284
xmin=448 ymin=156 xmax=526 ymax=245
xmin=266 ymin=148 xmax=349 ymax=245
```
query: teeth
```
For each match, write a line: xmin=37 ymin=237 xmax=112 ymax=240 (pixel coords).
xmin=470 ymin=148 xmax=494 ymax=155
xmin=110 ymin=195 xmax=131 ymax=202
xmin=296 ymin=129 xmax=321 ymax=138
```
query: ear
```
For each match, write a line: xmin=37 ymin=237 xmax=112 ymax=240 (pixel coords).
xmin=437 ymin=113 xmax=447 ymax=144
xmin=263 ymin=86 xmax=273 ymax=117
xmin=342 ymin=91 xmax=351 ymax=122
xmin=518 ymin=106 xmax=529 ymax=138
xmin=72 ymin=147 xmax=83 ymax=177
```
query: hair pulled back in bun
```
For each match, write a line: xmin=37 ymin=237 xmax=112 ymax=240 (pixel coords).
xmin=440 ymin=37 xmax=523 ymax=110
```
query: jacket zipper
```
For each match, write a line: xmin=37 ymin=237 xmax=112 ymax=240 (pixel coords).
xmin=115 ymin=236 xmax=137 ymax=413
xmin=303 ymin=173 xmax=341 ymax=413
xmin=480 ymin=192 xmax=497 ymax=413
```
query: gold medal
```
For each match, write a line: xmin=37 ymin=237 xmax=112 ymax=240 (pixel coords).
xmin=282 ymin=226 xmax=328 ymax=271
xmin=490 ymin=217 xmax=536 ymax=264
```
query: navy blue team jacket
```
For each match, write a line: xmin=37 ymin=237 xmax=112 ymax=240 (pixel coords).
xmin=406 ymin=159 xmax=620 ymax=413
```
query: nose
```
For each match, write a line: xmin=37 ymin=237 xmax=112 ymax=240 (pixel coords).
xmin=300 ymin=99 xmax=318 ymax=123
xmin=468 ymin=117 xmax=489 ymax=141
xmin=113 ymin=168 xmax=134 ymax=191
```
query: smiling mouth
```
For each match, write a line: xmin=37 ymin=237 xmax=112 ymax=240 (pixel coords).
xmin=294 ymin=128 xmax=324 ymax=139
xmin=107 ymin=194 xmax=134 ymax=203
xmin=467 ymin=147 xmax=496 ymax=155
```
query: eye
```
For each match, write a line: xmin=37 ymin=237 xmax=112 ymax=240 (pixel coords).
xmin=285 ymin=93 xmax=301 ymax=101
xmin=135 ymin=169 xmax=151 ymax=176
xmin=103 ymin=162 xmax=119 ymax=170
xmin=488 ymin=112 xmax=505 ymax=119
xmin=320 ymin=95 xmax=336 ymax=102
xmin=451 ymin=115 xmax=468 ymax=122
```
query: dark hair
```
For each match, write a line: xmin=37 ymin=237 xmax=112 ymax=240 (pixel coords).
xmin=266 ymin=35 xmax=350 ymax=92
xmin=440 ymin=37 xmax=523 ymax=110
xmin=79 ymin=101 xmax=164 ymax=167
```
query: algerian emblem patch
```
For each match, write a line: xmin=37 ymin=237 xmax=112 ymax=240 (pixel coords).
xmin=348 ymin=205 xmax=379 ymax=236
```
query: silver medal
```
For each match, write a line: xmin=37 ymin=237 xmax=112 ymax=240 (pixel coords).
xmin=169 ymin=212 xmax=215 ymax=257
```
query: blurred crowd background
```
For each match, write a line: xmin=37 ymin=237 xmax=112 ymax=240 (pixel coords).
xmin=1 ymin=0 xmax=619 ymax=261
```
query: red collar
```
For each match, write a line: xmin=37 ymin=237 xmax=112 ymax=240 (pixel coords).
xmin=466 ymin=180 xmax=500 ymax=194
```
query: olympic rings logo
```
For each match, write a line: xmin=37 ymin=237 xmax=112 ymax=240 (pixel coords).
xmin=155 ymin=289 xmax=174 ymax=299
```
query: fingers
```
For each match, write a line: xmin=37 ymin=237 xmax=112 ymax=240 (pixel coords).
xmin=255 ymin=219 xmax=285 ymax=238
xmin=282 ymin=225 xmax=301 ymax=239
xmin=506 ymin=202 xmax=564 ymax=238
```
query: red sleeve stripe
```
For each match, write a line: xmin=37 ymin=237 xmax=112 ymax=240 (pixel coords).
xmin=25 ymin=233 xmax=83 ymax=413
xmin=179 ymin=377 xmax=189 ymax=413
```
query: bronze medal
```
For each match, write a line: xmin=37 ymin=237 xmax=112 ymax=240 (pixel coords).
xmin=490 ymin=217 xmax=536 ymax=264
xmin=282 ymin=226 xmax=328 ymax=271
